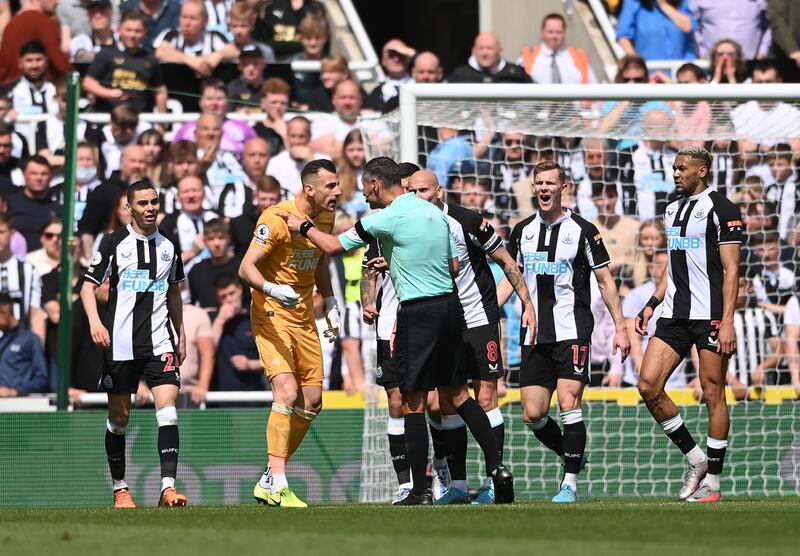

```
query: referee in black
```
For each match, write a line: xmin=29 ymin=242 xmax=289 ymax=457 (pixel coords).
xmin=281 ymin=157 xmax=514 ymax=505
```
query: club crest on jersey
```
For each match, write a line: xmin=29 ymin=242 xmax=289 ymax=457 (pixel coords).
xmin=160 ymin=250 xmax=171 ymax=262
xmin=103 ymin=375 xmax=113 ymax=389
xmin=693 ymin=209 xmax=706 ymax=219
xmin=561 ymin=233 xmax=574 ymax=244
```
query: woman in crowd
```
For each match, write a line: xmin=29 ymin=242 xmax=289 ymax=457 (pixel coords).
xmin=336 ymin=129 xmax=369 ymax=218
xmin=621 ymin=218 xmax=666 ymax=293
xmin=709 ymin=39 xmax=749 ymax=84
xmin=138 ymin=129 xmax=168 ymax=187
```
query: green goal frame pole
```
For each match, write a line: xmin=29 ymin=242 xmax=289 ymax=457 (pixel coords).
xmin=56 ymin=72 xmax=80 ymax=411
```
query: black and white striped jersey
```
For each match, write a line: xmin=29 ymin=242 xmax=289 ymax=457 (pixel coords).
xmin=507 ymin=210 xmax=610 ymax=343
xmin=363 ymin=240 xmax=397 ymax=341
xmin=205 ymin=0 xmax=234 ymax=33
xmin=618 ymin=142 xmax=677 ymax=221
xmin=444 ymin=202 xmax=503 ymax=328
xmin=0 ymin=256 xmax=41 ymax=326
xmin=661 ymin=187 xmax=743 ymax=321
xmin=2 ymin=76 xmax=58 ymax=140
xmin=152 ymin=29 xmax=229 ymax=56
xmin=84 ymin=224 xmax=185 ymax=361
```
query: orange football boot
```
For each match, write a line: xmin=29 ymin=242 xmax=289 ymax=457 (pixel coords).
xmin=159 ymin=487 xmax=188 ymax=507
xmin=114 ymin=488 xmax=136 ymax=509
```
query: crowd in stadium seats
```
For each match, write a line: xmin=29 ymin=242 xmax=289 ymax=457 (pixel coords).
xmin=0 ymin=0 xmax=798 ymax=404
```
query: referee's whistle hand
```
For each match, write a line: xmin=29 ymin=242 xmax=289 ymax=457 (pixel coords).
xmin=365 ymin=257 xmax=388 ymax=272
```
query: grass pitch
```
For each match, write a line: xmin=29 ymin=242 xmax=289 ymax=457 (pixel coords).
xmin=1 ymin=498 xmax=797 ymax=556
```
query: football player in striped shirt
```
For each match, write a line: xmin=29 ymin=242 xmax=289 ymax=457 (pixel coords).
xmin=636 ymin=147 xmax=742 ymax=503
xmin=82 ymin=181 xmax=187 ymax=509
xmin=500 ymin=161 xmax=630 ymax=503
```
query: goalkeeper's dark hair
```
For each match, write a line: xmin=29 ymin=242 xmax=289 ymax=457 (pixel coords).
xmin=363 ymin=157 xmax=401 ymax=187
xmin=676 ymin=146 xmax=712 ymax=171
xmin=300 ymin=159 xmax=337 ymax=184
xmin=126 ymin=180 xmax=157 ymax=203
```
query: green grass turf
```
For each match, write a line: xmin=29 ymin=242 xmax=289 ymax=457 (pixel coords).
xmin=1 ymin=498 xmax=797 ymax=556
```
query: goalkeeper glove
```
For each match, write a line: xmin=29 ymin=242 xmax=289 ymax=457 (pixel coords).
xmin=323 ymin=296 xmax=340 ymax=342
xmin=262 ymin=282 xmax=301 ymax=309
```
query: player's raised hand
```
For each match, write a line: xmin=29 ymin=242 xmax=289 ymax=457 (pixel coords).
xmin=89 ymin=319 xmax=111 ymax=349
xmin=612 ymin=327 xmax=632 ymax=363
xmin=323 ymin=297 xmax=340 ymax=343
xmin=717 ymin=321 xmax=736 ymax=356
xmin=263 ymin=282 xmax=301 ymax=309
xmin=362 ymin=303 xmax=379 ymax=325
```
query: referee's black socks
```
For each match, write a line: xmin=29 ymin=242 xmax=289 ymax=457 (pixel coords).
xmin=441 ymin=414 xmax=467 ymax=482
xmin=404 ymin=412 xmax=429 ymax=495
xmin=457 ymin=397 xmax=500 ymax=473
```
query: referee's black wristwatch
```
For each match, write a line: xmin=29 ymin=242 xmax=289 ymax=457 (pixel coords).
xmin=299 ymin=220 xmax=316 ymax=237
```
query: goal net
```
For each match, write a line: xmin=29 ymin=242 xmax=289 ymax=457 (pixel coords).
xmin=357 ymin=84 xmax=800 ymax=501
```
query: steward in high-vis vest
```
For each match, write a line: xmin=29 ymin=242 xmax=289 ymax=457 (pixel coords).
xmin=517 ymin=13 xmax=597 ymax=85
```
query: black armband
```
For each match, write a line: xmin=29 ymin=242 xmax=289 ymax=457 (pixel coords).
xmin=299 ymin=220 xmax=316 ymax=238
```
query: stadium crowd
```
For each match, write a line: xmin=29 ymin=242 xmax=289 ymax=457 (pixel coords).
xmin=0 ymin=0 xmax=798 ymax=405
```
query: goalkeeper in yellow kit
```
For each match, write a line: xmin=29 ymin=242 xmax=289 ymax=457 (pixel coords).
xmin=238 ymin=159 xmax=341 ymax=507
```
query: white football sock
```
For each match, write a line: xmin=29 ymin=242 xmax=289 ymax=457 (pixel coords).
xmin=562 ymin=473 xmax=578 ymax=491
xmin=686 ymin=445 xmax=707 ymax=466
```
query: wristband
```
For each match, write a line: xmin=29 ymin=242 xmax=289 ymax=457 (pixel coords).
xmin=645 ymin=296 xmax=661 ymax=311
xmin=299 ymin=220 xmax=316 ymax=237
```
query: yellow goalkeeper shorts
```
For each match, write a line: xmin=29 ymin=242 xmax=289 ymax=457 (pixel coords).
xmin=252 ymin=320 xmax=324 ymax=387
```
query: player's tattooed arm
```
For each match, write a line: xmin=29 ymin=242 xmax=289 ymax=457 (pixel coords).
xmin=361 ymin=267 xmax=380 ymax=325
xmin=490 ymin=246 xmax=532 ymax=305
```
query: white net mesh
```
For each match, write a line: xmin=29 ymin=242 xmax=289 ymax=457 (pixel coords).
xmin=356 ymin=92 xmax=800 ymax=500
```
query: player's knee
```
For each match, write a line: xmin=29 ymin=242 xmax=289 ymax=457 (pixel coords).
xmin=155 ymin=405 xmax=178 ymax=427
xmin=476 ymin=385 xmax=497 ymax=411
xmin=388 ymin=396 xmax=404 ymax=417
xmin=426 ymin=391 xmax=440 ymax=413
xmin=522 ymin=399 xmax=547 ymax=421
xmin=701 ymin=380 xmax=726 ymax=405
xmin=637 ymin=377 xmax=661 ymax=401
xmin=106 ymin=418 xmax=127 ymax=434
xmin=108 ymin=409 xmax=129 ymax=427
xmin=558 ymin=397 xmax=580 ymax=413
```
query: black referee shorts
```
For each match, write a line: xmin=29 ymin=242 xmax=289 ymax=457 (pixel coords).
xmin=394 ymin=292 xmax=466 ymax=393
xmin=100 ymin=353 xmax=181 ymax=394
xmin=653 ymin=317 xmax=722 ymax=358
xmin=375 ymin=339 xmax=400 ymax=390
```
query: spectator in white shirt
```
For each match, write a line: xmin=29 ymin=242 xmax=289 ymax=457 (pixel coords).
xmin=266 ymin=116 xmax=327 ymax=198
xmin=518 ymin=13 xmax=596 ymax=84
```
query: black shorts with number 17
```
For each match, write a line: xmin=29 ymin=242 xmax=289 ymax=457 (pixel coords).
xmin=100 ymin=353 xmax=181 ymax=394
xmin=520 ymin=339 xmax=591 ymax=389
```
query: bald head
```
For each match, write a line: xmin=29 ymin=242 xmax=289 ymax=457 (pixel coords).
xmin=405 ymin=170 xmax=441 ymax=204
xmin=473 ymin=32 xmax=502 ymax=70
xmin=196 ymin=114 xmax=222 ymax=149
xmin=243 ymin=136 xmax=270 ymax=177
xmin=120 ymin=145 xmax=146 ymax=181
xmin=412 ymin=51 xmax=443 ymax=83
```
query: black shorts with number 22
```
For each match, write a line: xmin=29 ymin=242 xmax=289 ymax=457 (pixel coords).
xmin=100 ymin=353 xmax=181 ymax=394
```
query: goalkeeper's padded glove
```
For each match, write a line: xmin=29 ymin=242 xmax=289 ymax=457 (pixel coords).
xmin=262 ymin=281 xmax=301 ymax=309
xmin=323 ymin=296 xmax=340 ymax=343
